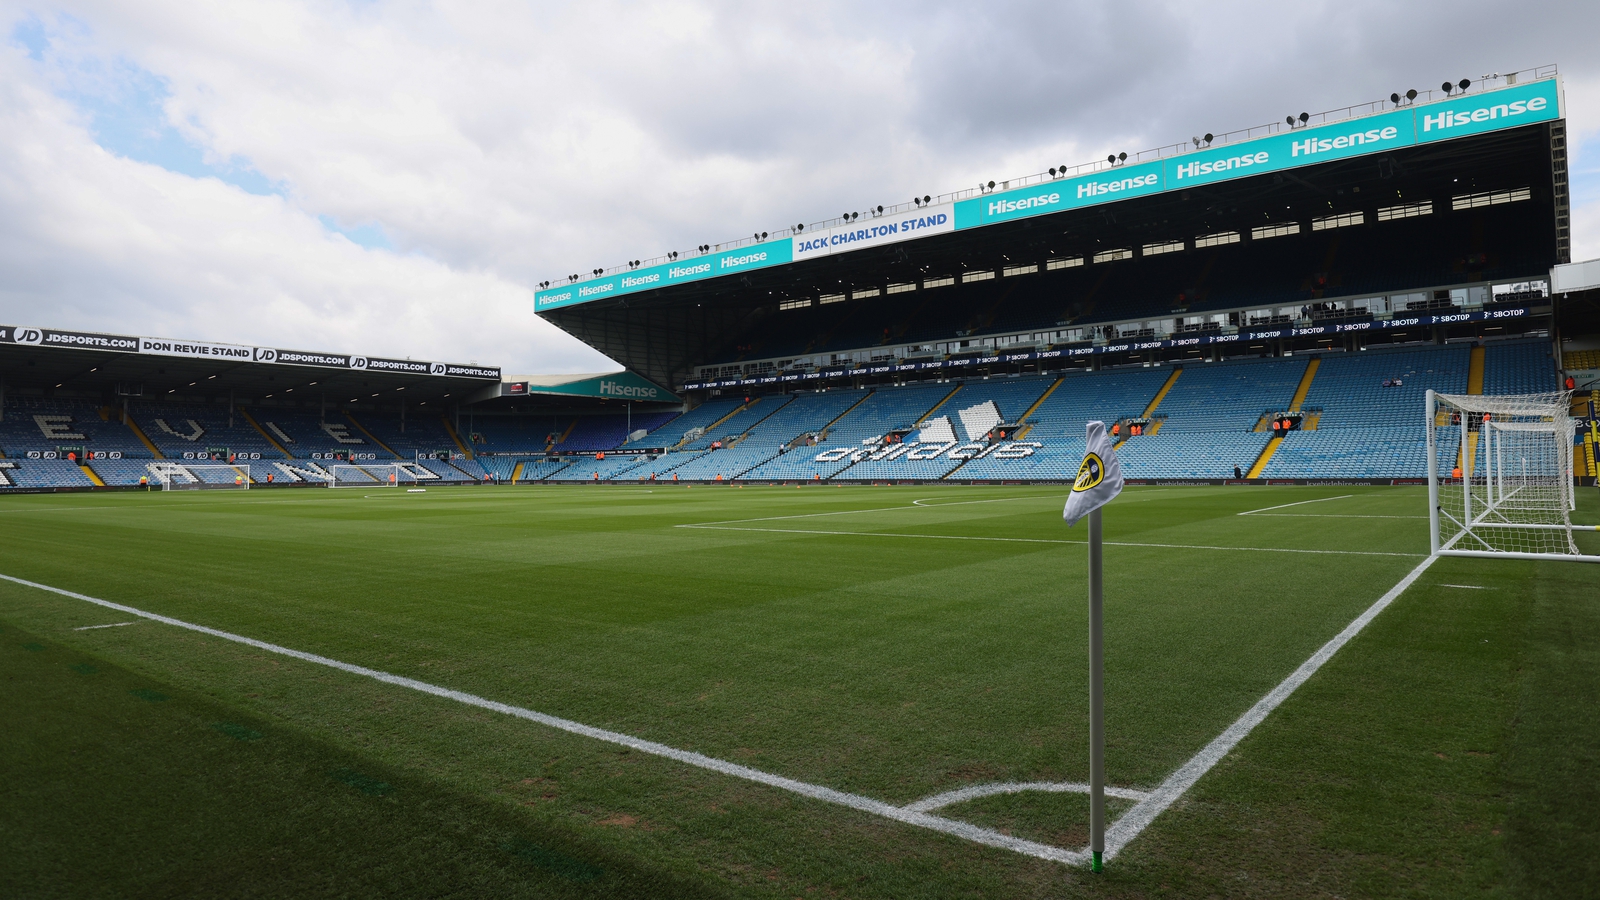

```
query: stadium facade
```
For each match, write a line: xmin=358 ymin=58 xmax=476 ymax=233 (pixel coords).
xmin=3 ymin=66 xmax=1598 ymax=490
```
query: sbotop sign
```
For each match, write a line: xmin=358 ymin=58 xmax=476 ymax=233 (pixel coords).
xmin=0 ymin=326 xmax=500 ymax=380
xmin=535 ymin=76 xmax=1563 ymax=311
xmin=677 ymin=306 xmax=1532 ymax=390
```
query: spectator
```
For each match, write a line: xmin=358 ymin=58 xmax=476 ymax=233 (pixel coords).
xmin=1233 ymin=465 xmax=1243 ymax=479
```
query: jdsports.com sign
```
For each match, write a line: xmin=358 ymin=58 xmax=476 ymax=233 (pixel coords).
xmin=0 ymin=324 xmax=501 ymax=380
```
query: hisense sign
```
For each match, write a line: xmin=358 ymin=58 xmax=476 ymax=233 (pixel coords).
xmin=533 ymin=76 xmax=1562 ymax=312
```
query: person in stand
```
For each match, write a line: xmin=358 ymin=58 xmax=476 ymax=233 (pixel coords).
xmin=593 ymin=471 xmax=599 ymax=482
xmin=1566 ymin=373 xmax=1577 ymax=391
xmin=673 ymin=472 xmax=678 ymax=482
xmin=1234 ymin=465 xmax=1243 ymax=479
xmin=236 ymin=474 xmax=244 ymax=486
xmin=267 ymin=473 xmax=274 ymax=484
xmin=140 ymin=474 xmax=149 ymax=491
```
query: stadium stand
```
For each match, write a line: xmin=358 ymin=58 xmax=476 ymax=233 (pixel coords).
xmin=243 ymin=409 xmax=398 ymax=459
xmin=668 ymin=389 xmax=868 ymax=480
xmin=0 ymin=340 xmax=1560 ymax=489
xmin=1261 ymin=344 xmax=1475 ymax=478
xmin=955 ymin=368 xmax=1174 ymax=480
xmin=844 ymin=376 xmax=1056 ymax=480
xmin=745 ymin=382 xmax=951 ymax=480
xmin=1115 ymin=358 xmax=1309 ymax=478
xmin=0 ymin=398 xmax=152 ymax=459
xmin=131 ymin=402 xmax=283 ymax=460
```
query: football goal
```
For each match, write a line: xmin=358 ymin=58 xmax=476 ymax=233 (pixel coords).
xmin=152 ymin=463 xmax=250 ymax=490
xmin=1427 ymin=390 xmax=1598 ymax=561
xmin=328 ymin=464 xmax=413 ymax=488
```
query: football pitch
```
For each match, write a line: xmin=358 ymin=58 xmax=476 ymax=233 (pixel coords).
xmin=3 ymin=483 xmax=1596 ymax=898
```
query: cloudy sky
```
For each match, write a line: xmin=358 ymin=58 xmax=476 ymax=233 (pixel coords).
xmin=2 ymin=1 xmax=1596 ymax=373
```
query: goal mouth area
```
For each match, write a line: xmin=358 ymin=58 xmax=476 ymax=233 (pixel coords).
xmin=1427 ymin=389 xmax=1599 ymax=562
xmin=327 ymin=464 xmax=423 ymax=488
xmin=150 ymin=463 xmax=251 ymax=490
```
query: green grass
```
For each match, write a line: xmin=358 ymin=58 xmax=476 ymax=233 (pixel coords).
xmin=0 ymin=483 xmax=1595 ymax=897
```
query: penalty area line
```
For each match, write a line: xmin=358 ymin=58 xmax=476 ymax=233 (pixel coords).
xmin=0 ymin=570 xmax=1086 ymax=867
xmin=675 ymin=524 xmax=1423 ymax=558
xmin=1237 ymin=494 xmax=1353 ymax=516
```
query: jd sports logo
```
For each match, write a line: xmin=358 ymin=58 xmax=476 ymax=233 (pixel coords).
xmin=1074 ymin=453 xmax=1105 ymax=492
xmin=16 ymin=327 xmax=42 ymax=345
xmin=349 ymin=356 xmax=368 ymax=370
xmin=429 ymin=362 xmax=446 ymax=375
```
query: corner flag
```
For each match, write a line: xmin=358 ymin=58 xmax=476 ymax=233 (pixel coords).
xmin=1063 ymin=421 xmax=1124 ymax=526
xmin=1062 ymin=420 xmax=1124 ymax=874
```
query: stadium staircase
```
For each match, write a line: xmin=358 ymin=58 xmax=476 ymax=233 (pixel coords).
xmin=1247 ymin=357 xmax=1319 ymax=478
xmin=1010 ymin=377 xmax=1064 ymax=440
xmin=240 ymin=408 xmax=293 ymax=457
xmin=78 ymin=463 xmax=106 ymax=486
xmin=441 ymin=416 xmax=473 ymax=459
xmin=1114 ymin=368 xmax=1183 ymax=451
xmin=123 ymin=415 xmax=165 ymax=458
xmin=1459 ymin=344 xmax=1488 ymax=474
xmin=345 ymin=412 xmax=400 ymax=457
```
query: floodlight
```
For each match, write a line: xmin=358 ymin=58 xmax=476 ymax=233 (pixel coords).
xmin=876 ymin=205 xmax=883 ymax=214
xmin=1107 ymin=154 xmax=1116 ymax=164
xmin=1118 ymin=152 xmax=1127 ymax=162
xmin=1298 ymin=112 xmax=1309 ymax=125
xmin=923 ymin=195 xmax=931 ymax=204
xmin=1204 ymin=133 xmax=1213 ymax=143
xmin=1050 ymin=166 xmax=1058 ymax=175
xmin=1406 ymin=88 xmax=1417 ymax=101
xmin=1287 ymin=115 xmax=1296 ymax=126
xmin=1443 ymin=81 xmax=1454 ymax=94
xmin=1459 ymin=78 xmax=1470 ymax=91
xmin=1391 ymin=92 xmax=1401 ymax=105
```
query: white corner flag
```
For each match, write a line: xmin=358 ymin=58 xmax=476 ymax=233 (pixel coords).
xmin=1063 ymin=420 xmax=1124 ymax=526
xmin=1063 ymin=420 xmax=1124 ymax=874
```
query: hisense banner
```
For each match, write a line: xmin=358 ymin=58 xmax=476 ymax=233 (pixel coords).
xmin=534 ymin=76 xmax=1563 ymax=311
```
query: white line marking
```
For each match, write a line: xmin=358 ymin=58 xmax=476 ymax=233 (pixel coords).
xmin=905 ymin=781 xmax=1151 ymax=813
xmin=1100 ymin=554 xmax=1437 ymax=861
xmin=676 ymin=524 xmax=1424 ymax=558
xmin=0 ymin=506 xmax=122 ymax=512
xmin=0 ymin=570 xmax=1085 ymax=865
xmin=1438 ymin=584 xmax=1490 ymax=590
xmin=1244 ymin=514 xmax=1426 ymax=520
xmin=2 ymin=534 xmax=1440 ymax=867
xmin=72 ymin=621 xmax=137 ymax=630
xmin=1237 ymin=494 xmax=1354 ymax=516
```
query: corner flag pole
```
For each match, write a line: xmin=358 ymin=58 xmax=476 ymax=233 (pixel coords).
xmin=1088 ymin=505 xmax=1105 ymax=872
xmin=1062 ymin=420 xmax=1121 ymax=873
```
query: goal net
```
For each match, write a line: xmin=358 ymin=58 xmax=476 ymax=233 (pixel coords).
xmin=153 ymin=463 xmax=250 ymax=490
xmin=328 ymin=464 xmax=413 ymax=488
xmin=1428 ymin=390 xmax=1596 ymax=561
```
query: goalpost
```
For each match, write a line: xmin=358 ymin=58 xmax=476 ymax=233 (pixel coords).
xmin=152 ymin=463 xmax=250 ymax=490
xmin=328 ymin=464 xmax=413 ymax=488
xmin=1427 ymin=390 xmax=1598 ymax=561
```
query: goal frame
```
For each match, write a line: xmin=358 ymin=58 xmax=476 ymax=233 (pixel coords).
xmin=1427 ymin=389 xmax=1598 ymax=562
xmin=328 ymin=463 xmax=411 ymax=488
xmin=153 ymin=463 xmax=251 ymax=491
